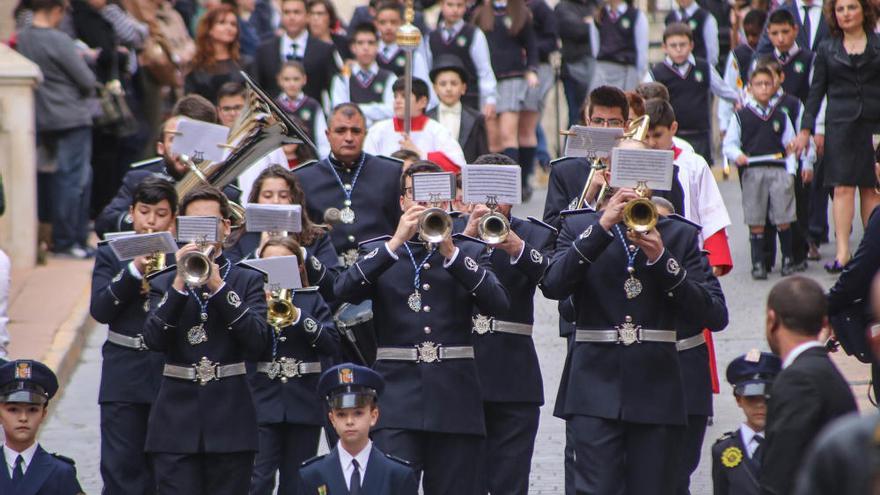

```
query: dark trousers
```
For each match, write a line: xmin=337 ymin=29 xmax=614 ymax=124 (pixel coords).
xmin=100 ymin=402 xmax=154 ymax=495
xmin=373 ymin=428 xmax=483 ymax=494
xmin=792 ymin=168 xmax=810 ymax=264
xmin=565 ymin=421 xmax=576 ymax=495
xmin=561 ymin=59 xmax=595 ymax=128
xmin=250 ymin=423 xmax=321 ymax=495
xmin=808 ymin=157 xmax=830 ymax=244
xmin=152 ymin=451 xmax=255 ymax=495
xmin=676 ymin=415 xmax=708 ymax=495
xmin=481 ymin=402 xmax=540 ymax=495
xmin=37 ymin=126 xmax=93 ymax=250
xmin=569 ymin=415 xmax=683 ymax=495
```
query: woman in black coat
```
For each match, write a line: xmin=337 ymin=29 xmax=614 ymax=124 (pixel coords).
xmin=796 ymin=0 xmax=880 ymax=272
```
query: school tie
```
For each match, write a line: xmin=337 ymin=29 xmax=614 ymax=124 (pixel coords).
xmin=350 ymin=459 xmax=361 ymax=495
xmin=11 ymin=455 xmax=24 ymax=485
xmin=802 ymin=5 xmax=813 ymax=49
xmin=752 ymin=434 xmax=765 ymax=465
xmin=608 ymin=8 xmax=619 ymax=22
xmin=286 ymin=42 xmax=301 ymax=61
xmin=779 ymin=51 xmax=789 ymax=63
xmin=357 ymin=70 xmax=370 ymax=85
xmin=444 ymin=27 xmax=455 ymax=42
xmin=679 ymin=8 xmax=688 ymax=21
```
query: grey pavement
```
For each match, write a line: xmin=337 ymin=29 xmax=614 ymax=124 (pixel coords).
xmin=41 ymin=174 xmax=860 ymax=494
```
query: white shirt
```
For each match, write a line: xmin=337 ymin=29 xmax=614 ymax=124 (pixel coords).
xmin=363 ymin=117 xmax=466 ymax=168
xmin=3 ymin=442 xmax=38 ymax=478
xmin=436 ymin=101 xmax=462 ymax=140
xmin=281 ymin=30 xmax=309 ymax=61
xmin=796 ymin=0 xmax=822 ymax=50
xmin=738 ymin=423 xmax=765 ymax=458
xmin=426 ymin=19 xmax=498 ymax=106
xmin=674 ymin=1 xmax=719 ymax=66
xmin=329 ymin=62 xmax=397 ymax=127
xmin=338 ymin=440 xmax=372 ymax=489
xmin=782 ymin=340 xmax=825 ymax=368
xmin=722 ymin=98 xmax=799 ymax=174
xmin=674 ymin=147 xmax=732 ymax=243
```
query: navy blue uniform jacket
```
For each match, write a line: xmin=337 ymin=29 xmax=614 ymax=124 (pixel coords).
xmin=0 ymin=446 xmax=83 ymax=495
xmin=298 ymin=445 xmax=418 ymax=494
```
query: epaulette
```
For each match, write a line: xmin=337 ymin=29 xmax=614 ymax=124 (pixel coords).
xmin=358 ymin=235 xmax=392 ymax=247
xmin=301 ymin=454 xmax=326 ymax=467
xmin=448 ymin=211 xmax=464 ymax=218
xmin=549 ymin=156 xmax=578 ymax=166
xmin=527 ymin=216 xmax=558 ymax=234
xmin=385 ymin=453 xmax=412 ymax=466
xmin=293 ymin=286 xmax=320 ymax=293
xmin=667 ymin=213 xmax=702 ymax=231
xmin=452 ymin=233 xmax=487 ymax=245
xmin=102 ymin=230 xmax=136 ymax=242
xmin=130 ymin=157 xmax=163 ymax=169
xmin=377 ymin=154 xmax=405 ymax=165
xmin=146 ymin=264 xmax=177 ymax=280
xmin=293 ymin=159 xmax=318 ymax=170
xmin=713 ymin=431 xmax=736 ymax=445
xmin=50 ymin=453 xmax=76 ymax=466
xmin=560 ymin=207 xmax=594 ymax=217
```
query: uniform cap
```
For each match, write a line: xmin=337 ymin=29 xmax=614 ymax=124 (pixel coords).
xmin=725 ymin=350 xmax=781 ymax=397
xmin=318 ymin=363 xmax=384 ymax=409
xmin=0 ymin=360 xmax=58 ymax=405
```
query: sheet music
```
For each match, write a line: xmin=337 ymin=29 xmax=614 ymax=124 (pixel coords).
xmin=241 ymin=255 xmax=303 ymax=290
xmin=102 ymin=230 xmax=136 ymax=241
xmin=461 ymin=164 xmax=522 ymax=205
xmin=109 ymin=232 xmax=178 ymax=260
xmin=609 ymin=148 xmax=674 ymax=191
xmin=176 ymin=216 xmax=219 ymax=243
xmin=171 ymin=118 xmax=230 ymax=163
xmin=245 ymin=204 xmax=303 ymax=233
xmin=412 ymin=172 xmax=456 ymax=202
xmin=563 ymin=126 xmax=624 ymax=159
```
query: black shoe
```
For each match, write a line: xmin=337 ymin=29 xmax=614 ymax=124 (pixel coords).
xmin=807 ymin=242 xmax=821 ymax=260
xmin=794 ymin=260 xmax=808 ymax=272
xmin=781 ymin=258 xmax=797 ymax=276
xmin=752 ymin=262 xmax=768 ymax=280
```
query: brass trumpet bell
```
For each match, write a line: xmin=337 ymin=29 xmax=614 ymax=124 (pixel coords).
xmin=418 ymin=208 xmax=452 ymax=245
xmin=478 ymin=211 xmax=510 ymax=244
xmin=622 ymin=181 xmax=658 ymax=233
xmin=267 ymin=289 xmax=299 ymax=329
xmin=179 ymin=244 xmax=216 ymax=287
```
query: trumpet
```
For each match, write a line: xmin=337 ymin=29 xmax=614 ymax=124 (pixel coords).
xmin=267 ymin=288 xmax=299 ymax=329
xmin=477 ymin=196 xmax=510 ymax=244
xmin=418 ymin=207 xmax=452 ymax=245
xmin=178 ymin=243 xmax=216 ymax=287
xmin=622 ymin=181 xmax=658 ymax=233
xmin=141 ymin=229 xmax=167 ymax=294
xmin=581 ymin=115 xmax=653 ymax=211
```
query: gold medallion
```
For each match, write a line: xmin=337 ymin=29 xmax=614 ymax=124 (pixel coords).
xmin=721 ymin=446 xmax=743 ymax=468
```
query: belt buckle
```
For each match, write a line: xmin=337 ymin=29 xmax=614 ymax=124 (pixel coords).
xmin=415 ymin=341 xmax=441 ymax=363
xmin=265 ymin=361 xmax=281 ymax=380
xmin=278 ymin=357 xmax=302 ymax=383
xmin=472 ymin=314 xmax=493 ymax=335
xmin=615 ymin=317 xmax=641 ymax=346
xmin=193 ymin=357 xmax=217 ymax=385
xmin=134 ymin=334 xmax=148 ymax=351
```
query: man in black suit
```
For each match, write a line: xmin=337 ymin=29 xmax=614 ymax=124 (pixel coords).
xmin=757 ymin=0 xmax=829 ymax=54
xmin=760 ymin=275 xmax=857 ymax=495
xmin=252 ymin=0 xmax=336 ymax=100
xmin=427 ymin=54 xmax=490 ymax=163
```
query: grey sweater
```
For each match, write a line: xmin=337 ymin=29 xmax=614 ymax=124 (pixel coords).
xmin=16 ymin=26 xmax=96 ymax=132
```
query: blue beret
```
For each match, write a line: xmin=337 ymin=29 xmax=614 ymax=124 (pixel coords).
xmin=318 ymin=363 xmax=385 ymax=409
xmin=726 ymin=351 xmax=782 ymax=397
xmin=0 ymin=360 xmax=58 ymax=404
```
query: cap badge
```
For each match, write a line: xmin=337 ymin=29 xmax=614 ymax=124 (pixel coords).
xmin=14 ymin=361 xmax=32 ymax=379
xmin=339 ymin=367 xmax=354 ymax=384
xmin=745 ymin=348 xmax=761 ymax=362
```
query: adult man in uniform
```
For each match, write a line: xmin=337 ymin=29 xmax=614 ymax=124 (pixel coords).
xmin=142 ymin=185 xmax=272 ymax=494
xmin=463 ymin=154 xmax=557 ymax=495
xmin=334 ymin=162 xmax=510 ymax=493
xmin=90 ymin=177 xmax=177 ymax=495
xmin=542 ymin=142 xmax=728 ymax=493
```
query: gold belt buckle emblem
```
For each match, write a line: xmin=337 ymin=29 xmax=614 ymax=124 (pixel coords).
xmin=416 ymin=342 xmax=440 ymax=363
xmin=194 ymin=357 xmax=217 ymax=385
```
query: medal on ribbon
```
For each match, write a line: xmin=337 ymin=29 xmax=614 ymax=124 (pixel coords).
xmin=403 ymin=243 xmax=435 ymax=313
xmin=615 ymin=225 xmax=642 ymax=299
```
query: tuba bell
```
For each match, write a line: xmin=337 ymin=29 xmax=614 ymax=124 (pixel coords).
xmin=477 ymin=196 xmax=509 ymax=244
xmin=267 ymin=288 xmax=299 ymax=329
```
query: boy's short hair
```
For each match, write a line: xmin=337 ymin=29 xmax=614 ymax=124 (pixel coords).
xmin=281 ymin=0 xmax=307 ymax=8
xmin=375 ymin=0 xmax=403 ymax=16
xmin=743 ymin=9 xmax=768 ymax=31
xmin=279 ymin=60 xmax=306 ymax=76
xmin=30 ymin=0 xmax=65 ymax=11
xmin=216 ymin=82 xmax=246 ymax=101
xmin=645 ymin=98 xmax=676 ymax=129
xmin=754 ymin=54 xmax=783 ymax=76
xmin=626 ymin=91 xmax=645 ymax=118
xmin=586 ymin=86 xmax=630 ymax=121
xmin=768 ymin=8 xmax=797 ymax=27
xmin=749 ymin=65 xmax=775 ymax=82
xmin=473 ymin=153 xmax=517 ymax=165
xmin=663 ymin=22 xmax=694 ymax=43
xmin=349 ymin=22 xmax=379 ymax=43
xmin=132 ymin=177 xmax=179 ymax=211
xmin=172 ymin=94 xmax=219 ymax=123
xmin=179 ymin=185 xmax=231 ymax=219
xmin=390 ymin=149 xmax=421 ymax=162
xmin=392 ymin=77 xmax=430 ymax=101
xmin=400 ymin=161 xmax=443 ymax=195
xmin=635 ymin=82 xmax=670 ymax=102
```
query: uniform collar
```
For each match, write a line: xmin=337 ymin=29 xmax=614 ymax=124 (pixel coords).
xmin=439 ymin=101 xmax=462 ymax=114
xmin=337 ymin=440 xmax=372 ymax=481
xmin=328 ymin=152 xmax=366 ymax=170
xmin=282 ymin=30 xmax=309 ymax=50
xmin=782 ymin=340 xmax=824 ymax=368
xmin=3 ymin=442 xmax=38 ymax=475
xmin=354 ymin=62 xmax=380 ymax=77
xmin=774 ymin=44 xmax=801 ymax=61
xmin=607 ymin=2 xmax=627 ymax=14
xmin=664 ymin=54 xmax=696 ymax=69
xmin=738 ymin=423 xmax=763 ymax=455
xmin=679 ymin=2 xmax=699 ymax=16
xmin=393 ymin=114 xmax=429 ymax=132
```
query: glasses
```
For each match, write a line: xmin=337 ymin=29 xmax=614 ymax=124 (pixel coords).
xmin=219 ymin=104 xmax=244 ymax=113
xmin=589 ymin=117 xmax=625 ymax=127
xmin=403 ymin=187 xmax=414 ymax=198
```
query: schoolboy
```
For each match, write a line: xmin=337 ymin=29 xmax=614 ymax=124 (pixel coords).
xmin=373 ymin=1 xmax=430 ymax=82
xmin=722 ymin=66 xmax=802 ymax=279
xmin=711 ymin=351 xmax=781 ymax=495
xmin=330 ymin=23 xmax=397 ymax=127
xmin=765 ymin=9 xmax=814 ymax=103
xmin=646 ymin=22 xmax=739 ymax=165
xmin=719 ymin=9 xmax=767 ymax=137
xmin=276 ymin=61 xmax=331 ymax=157
xmin=427 ymin=54 xmax=490 ymax=163
xmin=664 ymin=0 xmax=719 ymax=66
xmin=0 ymin=360 xmax=84 ymax=493
xmin=298 ymin=363 xmax=418 ymax=493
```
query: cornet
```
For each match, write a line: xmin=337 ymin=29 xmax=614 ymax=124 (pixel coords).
xmin=267 ymin=288 xmax=299 ymax=329
xmin=178 ymin=242 xmax=216 ymax=287
xmin=622 ymin=181 xmax=658 ymax=233
xmin=141 ymin=229 xmax=167 ymax=294
xmin=418 ymin=194 xmax=452 ymax=245
xmin=477 ymin=196 xmax=510 ymax=244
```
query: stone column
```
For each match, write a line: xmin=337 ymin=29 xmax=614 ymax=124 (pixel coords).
xmin=0 ymin=44 xmax=42 ymax=269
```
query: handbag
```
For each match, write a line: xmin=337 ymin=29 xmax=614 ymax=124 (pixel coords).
xmin=93 ymin=44 xmax=139 ymax=137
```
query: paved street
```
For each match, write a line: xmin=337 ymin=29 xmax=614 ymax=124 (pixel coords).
xmin=40 ymin=172 xmax=859 ymax=494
